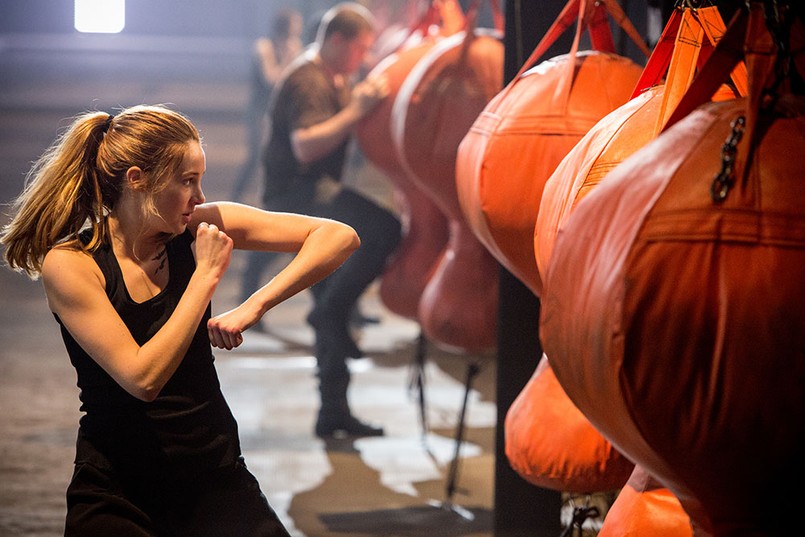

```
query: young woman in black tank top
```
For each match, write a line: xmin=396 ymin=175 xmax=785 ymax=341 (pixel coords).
xmin=1 ymin=104 xmax=359 ymax=536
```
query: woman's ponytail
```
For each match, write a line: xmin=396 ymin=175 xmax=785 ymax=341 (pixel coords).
xmin=2 ymin=104 xmax=200 ymax=278
xmin=1 ymin=112 xmax=112 ymax=278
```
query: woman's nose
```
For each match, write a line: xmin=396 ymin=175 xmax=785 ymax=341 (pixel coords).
xmin=194 ymin=185 xmax=206 ymax=205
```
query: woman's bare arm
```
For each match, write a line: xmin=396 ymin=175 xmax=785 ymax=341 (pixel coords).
xmin=192 ymin=202 xmax=360 ymax=347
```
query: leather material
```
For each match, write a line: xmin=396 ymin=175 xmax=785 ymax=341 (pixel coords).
xmin=536 ymin=6 xmax=744 ymax=282
xmin=357 ymin=40 xmax=450 ymax=321
xmin=505 ymin=356 xmax=634 ymax=492
xmin=536 ymin=82 xmax=740 ymax=281
xmin=466 ymin=0 xmax=643 ymax=495
xmin=390 ymin=27 xmax=504 ymax=352
xmin=455 ymin=3 xmax=642 ymax=297
xmin=598 ymin=465 xmax=695 ymax=537
xmin=541 ymin=94 xmax=805 ymax=534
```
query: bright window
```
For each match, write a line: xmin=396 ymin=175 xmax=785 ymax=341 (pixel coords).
xmin=74 ymin=0 xmax=125 ymax=33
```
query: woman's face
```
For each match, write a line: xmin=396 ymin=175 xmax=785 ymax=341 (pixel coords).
xmin=152 ymin=141 xmax=206 ymax=235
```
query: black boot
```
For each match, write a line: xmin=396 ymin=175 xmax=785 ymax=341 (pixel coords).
xmin=314 ymin=371 xmax=383 ymax=439
xmin=314 ymin=413 xmax=384 ymax=439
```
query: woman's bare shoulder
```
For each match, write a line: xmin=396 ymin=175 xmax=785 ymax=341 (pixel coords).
xmin=41 ymin=245 xmax=105 ymax=296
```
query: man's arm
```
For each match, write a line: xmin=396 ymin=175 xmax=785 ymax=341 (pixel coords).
xmin=291 ymin=74 xmax=389 ymax=164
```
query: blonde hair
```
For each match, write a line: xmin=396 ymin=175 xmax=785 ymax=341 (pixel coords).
xmin=1 ymin=104 xmax=200 ymax=278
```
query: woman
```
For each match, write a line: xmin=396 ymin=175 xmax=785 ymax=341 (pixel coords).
xmin=1 ymin=104 xmax=359 ymax=535
xmin=231 ymin=8 xmax=304 ymax=201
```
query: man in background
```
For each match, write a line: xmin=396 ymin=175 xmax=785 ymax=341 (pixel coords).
xmin=255 ymin=2 xmax=401 ymax=439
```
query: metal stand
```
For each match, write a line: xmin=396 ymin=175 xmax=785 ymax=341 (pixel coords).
xmin=559 ymin=498 xmax=600 ymax=537
xmin=407 ymin=329 xmax=430 ymax=441
xmin=427 ymin=361 xmax=482 ymax=522
xmin=407 ymin=331 xmax=483 ymax=521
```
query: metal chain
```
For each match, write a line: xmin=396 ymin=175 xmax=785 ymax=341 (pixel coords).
xmin=709 ymin=1 xmax=797 ymax=203
xmin=677 ymin=0 xmax=710 ymax=10
xmin=711 ymin=115 xmax=747 ymax=202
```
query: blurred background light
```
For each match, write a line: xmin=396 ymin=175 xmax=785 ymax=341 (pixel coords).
xmin=74 ymin=0 xmax=125 ymax=33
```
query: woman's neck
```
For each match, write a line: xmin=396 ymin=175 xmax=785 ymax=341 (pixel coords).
xmin=106 ymin=213 xmax=168 ymax=263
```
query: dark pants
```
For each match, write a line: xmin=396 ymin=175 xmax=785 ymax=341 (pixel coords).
xmin=65 ymin=456 xmax=290 ymax=537
xmin=248 ymin=182 xmax=401 ymax=414
xmin=310 ymin=188 xmax=401 ymax=388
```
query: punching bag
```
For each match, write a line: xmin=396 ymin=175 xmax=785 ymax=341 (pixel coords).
xmin=455 ymin=0 xmax=648 ymax=296
xmin=356 ymin=1 xmax=462 ymax=320
xmin=505 ymin=355 xmax=634 ymax=493
xmin=391 ymin=4 xmax=504 ymax=352
xmin=536 ymin=5 xmax=747 ymax=280
xmin=540 ymin=5 xmax=805 ymax=534
xmin=490 ymin=0 xmax=646 ymax=495
xmin=598 ymin=465 xmax=694 ymax=537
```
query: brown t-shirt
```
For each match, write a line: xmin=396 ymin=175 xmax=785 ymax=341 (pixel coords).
xmin=262 ymin=56 xmax=351 ymax=211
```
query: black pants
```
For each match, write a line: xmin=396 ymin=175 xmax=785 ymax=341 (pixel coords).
xmin=246 ymin=181 xmax=400 ymax=411
xmin=65 ymin=456 xmax=290 ymax=537
xmin=309 ymin=188 xmax=401 ymax=382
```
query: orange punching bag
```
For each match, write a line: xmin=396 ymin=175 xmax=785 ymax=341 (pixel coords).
xmin=598 ymin=465 xmax=695 ymax=537
xmin=370 ymin=0 xmax=466 ymax=64
xmin=356 ymin=2 xmax=463 ymax=321
xmin=540 ymin=6 xmax=805 ymax=534
xmin=391 ymin=2 xmax=504 ymax=352
xmin=473 ymin=0 xmax=646 ymax=496
xmin=455 ymin=0 xmax=648 ymax=297
xmin=504 ymin=355 xmax=634 ymax=493
xmin=536 ymin=5 xmax=747 ymax=282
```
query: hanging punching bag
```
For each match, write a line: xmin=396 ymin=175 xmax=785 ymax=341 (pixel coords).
xmin=489 ymin=0 xmax=647 ymax=495
xmin=356 ymin=2 xmax=461 ymax=321
xmin=455 ymin=0 xmax=648 ymax=297
xmin=598 ymin=465 xmax=694 ymax=537
xmin=505 ymin=355 xmax=635 ymax=493
xmin=536 ymin=5 xmax=747 ymax=280
xmin=541 ymin=5 xmax=805 ymax=534
xmin=391 ymin=2 xmax=504 ymax=352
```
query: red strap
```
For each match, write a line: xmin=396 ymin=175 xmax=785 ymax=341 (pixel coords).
xmin=587 ymin=0 xmax=616 ymax=53
xmin=400 ymin=3 xmax=438 ymax=45
xmin=388 ymin=0 xmax=457 ymax=56
xmin=654 ymin=8 xmax=708 ymax=133
xmin=488 ymin=0 xmax=504 ymax=33
xmin=552 ymin=0 xmax=588 ymax=114
xmin=739 ymin=1 xmax=777 ymax=177
xmin=664 ymin=3 xmax=777 ymax=188
xmin=515 ymin=0 xmax=581 ymax=82
xmin=491 ymin=0 xmax=648 ymax=112
xmin=436 ymin=0 xmax=466 ymax=35
xmin=631 ymin=7 xmax=683 ymax=98
xmin=696 ymin=6 xmax=748 ymax=95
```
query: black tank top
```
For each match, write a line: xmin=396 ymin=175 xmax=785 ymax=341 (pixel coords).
xmin=56 ymin=229 xmax=241 ymax=480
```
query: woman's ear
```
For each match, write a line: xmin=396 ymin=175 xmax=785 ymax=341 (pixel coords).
xmin=125 ymin=166 xmax=146 ymax=191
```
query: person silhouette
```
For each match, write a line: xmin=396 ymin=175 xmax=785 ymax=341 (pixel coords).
xmin=231 ymin=8 xmax=304 ymax=202
xmin=252 ymin=2 xmax=402 ymax=438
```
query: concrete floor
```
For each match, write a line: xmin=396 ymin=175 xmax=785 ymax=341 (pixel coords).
xmin=0 ymin=33 xmax=502 ymax=537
